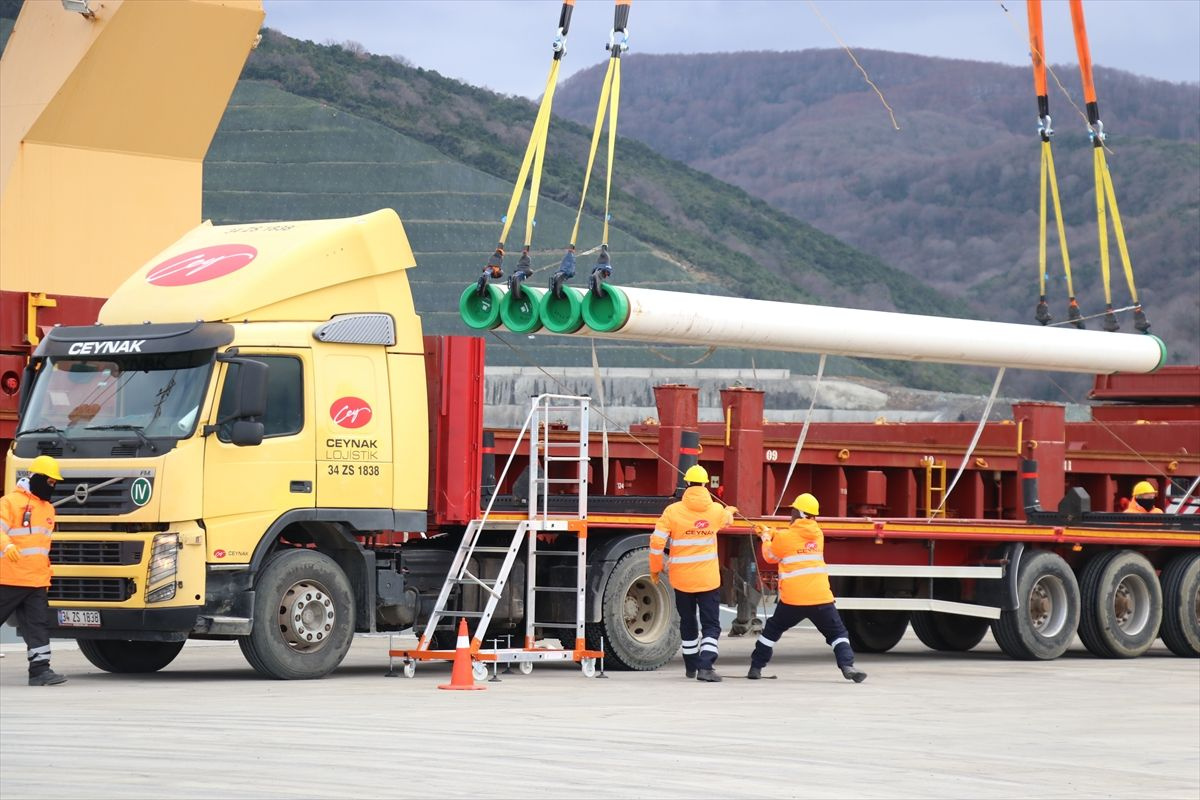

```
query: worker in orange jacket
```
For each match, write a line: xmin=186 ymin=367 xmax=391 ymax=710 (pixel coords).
xmin=649 ymin=465 xmax=735 ymax=682
xmin=748 ymin=492 xmax=866 ymax=683
xmin=1 ymin=455 xmax=68 ymax=685
xmin=1124 ymin=480 xmax=1164 ymax=514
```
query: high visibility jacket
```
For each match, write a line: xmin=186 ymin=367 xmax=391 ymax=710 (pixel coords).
xmin=650 ymin=486 xmax=732 ymax=593
xmin=761 ymin=517 xmax=834 ymax=606
xmin=0 ymin=488 xmax=55 ymax=588
xmin=1123 ymin=503 xmax=1163 ymax=514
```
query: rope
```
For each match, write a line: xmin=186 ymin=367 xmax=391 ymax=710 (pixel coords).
xmin=591 ymin=338 xmax=610 ymax=494
xmin=1047 ymin=303 xmax=1136 ymax=326
xmin=929 ymin=368 xmax=1006 ymax=520
xmin=772 ymin=354 xmax=827 ymax=514
xmin=645 ymin=345 xmax=717 ymax=365
xmin=806 ymin=1 xmax=900 ymax=131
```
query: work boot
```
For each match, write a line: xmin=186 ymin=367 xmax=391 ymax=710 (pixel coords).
xmin=29 ymin=669 xmax=68 ymax=686
xmin=685 ymin=667 xmax=696 ymax=679
xmin=695 ymin=669 xmax=722 ymax=683
xmin=746 ymin=666 xmax=762 ymax=680
xmin=841 ymin=665 xmax=867 ymax=683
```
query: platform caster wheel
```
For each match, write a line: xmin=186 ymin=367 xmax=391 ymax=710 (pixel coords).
xmin=472 ymin=662 xmax=489 ymax=682
xmin=402 ymin=660 xmax=416 ymax=678
xmin=581 ymin=657 xmax=596 ymax=678
xmin=519 ymin=661 xmax=533 ymax=675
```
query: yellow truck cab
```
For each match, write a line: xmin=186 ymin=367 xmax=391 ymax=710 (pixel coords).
xmin=10 ymin=210 xmax=436 ymax=678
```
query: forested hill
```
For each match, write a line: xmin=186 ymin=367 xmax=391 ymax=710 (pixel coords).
xmin=0 ymin=13 xmax=987 ymax=391
xmin=555 ymin=50 xmax=1200 ymax=366
xmin=201 ymin=29 xmax=991 ymax=391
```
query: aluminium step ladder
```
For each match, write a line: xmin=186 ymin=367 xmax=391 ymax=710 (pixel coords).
xmin=390 ymin=394 xmax=604 ymax=678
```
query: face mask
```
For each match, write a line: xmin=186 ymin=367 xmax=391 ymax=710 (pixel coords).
xmin=28 ymin=474 xmax=54 ymax=502
xmin=1136 ymin=497 xmax=1156 ymax=511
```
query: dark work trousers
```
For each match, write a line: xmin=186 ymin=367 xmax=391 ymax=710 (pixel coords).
xmin=0 ymin=585 xmax=53 ymax=676
xmin=675 ymin=588 xmax=721 ymax=671
xmin=751 ymin=601 xmax=855 ymax=670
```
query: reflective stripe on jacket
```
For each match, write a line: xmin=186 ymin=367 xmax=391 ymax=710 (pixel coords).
xmin=760 ymin=517 xmax=834 ymax=606
xmin=0 ymin=488 xmax=55 ymax=588
xmin=649 ymin=486 xmax=732 ymax=593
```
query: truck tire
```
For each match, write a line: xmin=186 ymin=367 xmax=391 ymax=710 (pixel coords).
xmin=991 ymin=550 xmax=1080 ymax=660
xmin=585 ymin=549 xmax=680 ymax=671
xmin=911 ymin=612 xmax=989 ymax=652
xmin=1078 ymin=550 xmax=1162 ymax=658
xmin=842 ymin=610 xmax=910 ymax=653
xmin=238 ymin=549 xmax=355 ymax=680
xmin=1159 ymin=552 xmax=1200 ymax=657
xmin=77 ymin=639 xmax=185 ymax=673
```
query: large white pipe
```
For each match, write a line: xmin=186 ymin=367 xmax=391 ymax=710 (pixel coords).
xmin=579 ymin=287 xmax=1164 ymax=374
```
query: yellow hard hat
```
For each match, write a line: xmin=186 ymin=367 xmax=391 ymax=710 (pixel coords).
xmin=791 ymin=492 xmax=820 ymax=516
xmin=30 ymin=454 xmax=63 ymax=481
xmin=683 ymin=464 xmax=709 ymax=485
xmin=1131 ymin=480 xmax=1156 ymax=498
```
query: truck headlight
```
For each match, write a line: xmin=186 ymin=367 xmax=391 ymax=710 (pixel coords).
xmin=146 ymin=533 xmax=179 ymax=602
xmin=146 ymin=583 xmax=177 ymax=603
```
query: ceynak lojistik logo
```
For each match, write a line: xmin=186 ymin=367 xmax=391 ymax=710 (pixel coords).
xmin=146 ymin=244 xmax=258 ymax=287
xmin=330 ymin=397 xmax=372 ymax=429
xmin=326 ymin=397 xmax=378 ymax=462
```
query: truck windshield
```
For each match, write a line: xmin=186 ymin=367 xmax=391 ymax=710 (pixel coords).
xmin=18 ymin=350 xmax=214 ymax=440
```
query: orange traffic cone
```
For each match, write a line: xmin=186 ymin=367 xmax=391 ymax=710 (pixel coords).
xmin=439 ymin=617 xmax=486 ymax=691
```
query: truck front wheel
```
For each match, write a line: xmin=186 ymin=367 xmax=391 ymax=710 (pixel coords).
xmin=77 ymin=639 xmax=185 ymax=673
xmin=586 ymin=549 xmax=680 ymax=670
xmin=238 ymin=549 xmax=355 ymax=680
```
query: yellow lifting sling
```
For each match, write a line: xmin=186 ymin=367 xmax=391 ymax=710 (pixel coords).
xmin=475 ymin=0 xmax=575 ymax=297
xmin=1069 ymin=0 xmax=1149 ymax=334
xmin=1025 ymin=0 xmax=1081 ymax=328
xmin=550 ymin=0 xmax=631 ymax=300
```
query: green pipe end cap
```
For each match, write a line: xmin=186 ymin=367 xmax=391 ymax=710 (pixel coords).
xmin=581 ymin=285 xmax=630 ymax=333
xmin=1149 ymin=334 xmax=1167 ymax=372
xmin=539 ymin=287 xmax=585 ymax=334
xmin=459 ymin=283 xmax=503 ymax=330
xmin=500 ymin=286 xmax=545 ymax=335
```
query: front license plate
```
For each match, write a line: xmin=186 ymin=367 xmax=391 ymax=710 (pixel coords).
xmin=57 ymin=610 xmax=101 ymax=627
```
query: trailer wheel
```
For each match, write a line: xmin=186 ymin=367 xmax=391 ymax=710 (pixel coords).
xmin=1079 ymin=550 xmax=1162 ymax=658
xmin=238 ymin=549 xmax=355 ymax=680
xmin=77 ymin=639 xmax=185 ymax=673
xmin=992 ymin=550 xmax=1080 ymax=660
xmin=585 ymin=549 xmax=680 ymax=670
xmin=911 ymin=612 xmax=989 ymax=652
xmin=842 ymin=610 xmax=909 ymax=653
xmin=1159 ymin=552 xmax=1200 ymax=657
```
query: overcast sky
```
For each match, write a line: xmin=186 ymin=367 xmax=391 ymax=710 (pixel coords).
xmin=261 ymin=0 xmax=1200 ymax=98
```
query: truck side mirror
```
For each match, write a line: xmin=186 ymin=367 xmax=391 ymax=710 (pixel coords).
xmin=231 ymin=358 xmax=268 ymax=419
xmin=230 ymin=420 xmax=264 ymax=447
xmin=205 ymin=356 xmax=269 ymax=444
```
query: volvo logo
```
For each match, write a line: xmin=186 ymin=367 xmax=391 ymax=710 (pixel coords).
xmin=73 ymin=483 xmax=90 ymax=505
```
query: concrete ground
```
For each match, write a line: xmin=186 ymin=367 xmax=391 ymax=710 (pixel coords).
xmin=0 ymin=630 xmax=1197 ymax=800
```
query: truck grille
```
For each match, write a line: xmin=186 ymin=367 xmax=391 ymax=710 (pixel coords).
xmin=50 ymin=541 xmax=144 ymax=566
xmin=49 ymin=577 xmax=136 ymax=602
xmin=51 ymin=477 xmax=152 ymax=516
